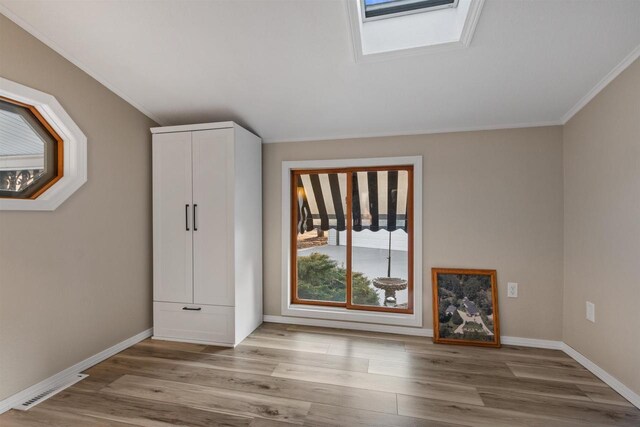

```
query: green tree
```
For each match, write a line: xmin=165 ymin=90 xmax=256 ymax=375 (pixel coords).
xmin=439 ymin=323 xmax=455 ymax=339
xmin=464 ymin=281 xmax=481 ymax=302
xmin=451 ymin=310 xmax=463 ymax=325
xmin=297 ymin=253 xmax=379 ymax=306
xmin=352 ymin=271 xmax=380 ymax=306
xmin=438 ymin=303 xmax=449 ymax=323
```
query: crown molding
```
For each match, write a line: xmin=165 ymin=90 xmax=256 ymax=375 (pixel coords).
xmin=263 ymin=120 xmax=562 ymax=143
xmin=3 ymin=3 xmax=638 ymax=142
xmin=562 ymin=43 xmax=640 ymax=124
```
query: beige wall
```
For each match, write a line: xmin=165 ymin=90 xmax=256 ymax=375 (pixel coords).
xmin=3 ymin=3 xmax=636 ymax=402
xmin=263 ymin=127 xmax=565 ymax=340
xmin=0 ymin=15 xmax=156 ymax=400
xmin=563 ymin=58 xmax=640 ymax=395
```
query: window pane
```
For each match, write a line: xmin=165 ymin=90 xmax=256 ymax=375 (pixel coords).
xmin=295 ymin=172 xmax=348 ymax=303
xmin=0 ymin=98 xmax=59 ymax=199
xmin=364 ymin=0 xmax=456 ymax=19
xmin=351 ymin=170 xmax=410 ymax=308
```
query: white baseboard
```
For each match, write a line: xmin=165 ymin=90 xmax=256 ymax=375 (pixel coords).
xmin=263 ymin=315 xmax=563 ymax=349
xmin=3 ymin=320 xmax=638 ymax=413
xmin=562 ymin=343 xmax=640 ymax=409
xmin=264 ymin=315 xmax=640 ymax=408
xmin=501 ymin=336 xmax=563 ymax=350
xmin=264 ymin=315 xmax=638 ymax=408
xmin=0 ymin=328 xmax=153 ymax=415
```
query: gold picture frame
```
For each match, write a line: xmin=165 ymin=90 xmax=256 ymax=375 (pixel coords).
xmin=432 ymin=268 xmax=500 ymax=347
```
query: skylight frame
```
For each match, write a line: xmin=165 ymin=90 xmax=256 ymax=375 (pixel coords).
xmin=347 ymin=0 xmax=484 ymax=62
xmin=361 ymin=0 xmax=459 ymax=22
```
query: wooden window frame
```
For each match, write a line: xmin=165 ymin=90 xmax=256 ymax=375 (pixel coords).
xmin=0 ymin=95 xmax=64 ymax=200
xmin=0 ymin=76 xmax=87 ymax=211
xmin=290 ymin=165 xmax=414 ymax=314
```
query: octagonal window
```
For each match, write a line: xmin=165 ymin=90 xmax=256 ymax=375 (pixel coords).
xmin=0 ymin=96 xmax=62 ymax=199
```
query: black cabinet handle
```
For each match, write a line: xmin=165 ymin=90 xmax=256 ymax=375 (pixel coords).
xmin=193 ymin=204 xmax=198 ymax=231
xmin=185 ymin=204 xmax=190 ymax=231
xmin=182 ymin=307 xmax=201 ymax=311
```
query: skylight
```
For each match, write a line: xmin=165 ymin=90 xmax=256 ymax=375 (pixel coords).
xmin=348 ymin=0 xmax=484 ymax=61
xmin=363 ymin=0 xmax=459 ymax=21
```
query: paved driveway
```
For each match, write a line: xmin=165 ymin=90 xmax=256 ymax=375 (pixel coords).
xmin=453 ymin=309 xmax=494 ymax=336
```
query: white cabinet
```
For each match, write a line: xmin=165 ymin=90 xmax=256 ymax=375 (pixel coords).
xmin=153 ymin=302 xmax=235 ymax=345
xmin=152 ymin=131 xmax=193 ymax=304
xmin=152 ymin=122 xmax=262 ymax=347
xmin=192 ymin=129 xmax=234 ymax=307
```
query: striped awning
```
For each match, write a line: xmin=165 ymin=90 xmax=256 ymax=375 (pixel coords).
xmin=295 ymin=170 xmax=408 ymax=234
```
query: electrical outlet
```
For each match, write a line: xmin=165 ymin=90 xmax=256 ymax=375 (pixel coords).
xmin=507 ymin=282 xmax=518 ymax=298
xmin=586 ymin=301 xmax=595 ymax=322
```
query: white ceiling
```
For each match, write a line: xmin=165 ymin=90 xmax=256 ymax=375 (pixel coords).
xmin=2 ymin=0 xmax=640 ymax=142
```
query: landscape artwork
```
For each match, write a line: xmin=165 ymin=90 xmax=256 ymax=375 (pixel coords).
xmin=432 ymin=268 xmax=500 ymax=347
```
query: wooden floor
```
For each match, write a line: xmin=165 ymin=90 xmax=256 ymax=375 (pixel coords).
xmin=1 ymin=323 xmax=638 ymax=426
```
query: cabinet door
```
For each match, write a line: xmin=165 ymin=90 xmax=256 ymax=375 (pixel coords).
xmin=153 ymin=132 xmax=193 ymax=303
xmin=192 ymin=129 xmax=235 ymax=306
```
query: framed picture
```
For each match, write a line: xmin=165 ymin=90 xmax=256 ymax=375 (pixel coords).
xmin=432 ymin=268 xmax=500 ymax=347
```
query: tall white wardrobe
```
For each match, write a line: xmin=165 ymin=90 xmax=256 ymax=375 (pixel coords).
xmin=151 ymin=122 xmax=262 ymax=347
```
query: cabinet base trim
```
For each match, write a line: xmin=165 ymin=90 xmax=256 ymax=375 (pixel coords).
xmin=152 ymin=335 xmax=235 ymax=347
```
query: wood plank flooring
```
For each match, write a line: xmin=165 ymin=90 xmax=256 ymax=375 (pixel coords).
xmin=1 ymin=322 xmax=638 ymax=426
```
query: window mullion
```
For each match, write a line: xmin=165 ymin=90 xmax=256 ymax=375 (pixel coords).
xmin=346 ymin=171 xmax=354 ymax=309
xmin=290 ymin=171 xmax=298 ymax=305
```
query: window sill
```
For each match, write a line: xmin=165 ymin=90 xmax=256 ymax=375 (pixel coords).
xmin=283 ymin=303 xmax=422 ymax=327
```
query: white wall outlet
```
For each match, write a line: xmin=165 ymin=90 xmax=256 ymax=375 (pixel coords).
xmin=586 ymin=301 xmax=595 ymax=322
xmin=507 ymin=282 xmax=518 ymax=298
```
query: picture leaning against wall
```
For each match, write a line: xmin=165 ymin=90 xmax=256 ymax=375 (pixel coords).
xmin=432 ymin=268 xmax=500 ymax=347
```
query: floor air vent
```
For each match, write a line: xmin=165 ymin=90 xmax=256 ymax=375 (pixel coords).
xmin=13 ymin=374 xmax=88 ymax=411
